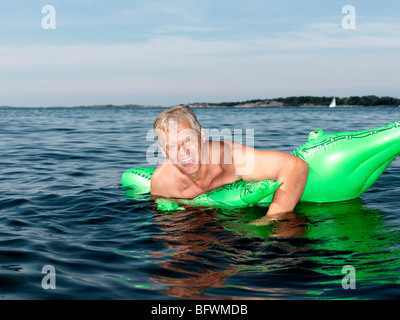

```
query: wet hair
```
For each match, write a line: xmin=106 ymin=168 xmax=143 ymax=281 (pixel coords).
xmin=153 ymin=105 xmax=202 ymax=138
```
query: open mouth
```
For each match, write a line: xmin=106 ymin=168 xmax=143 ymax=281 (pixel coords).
xmin=179 ymin=157 xmax=193 ymax=166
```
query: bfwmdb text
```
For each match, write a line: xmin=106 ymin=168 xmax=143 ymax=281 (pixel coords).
xmin=151 ymin=304 xmax=248 ymax=317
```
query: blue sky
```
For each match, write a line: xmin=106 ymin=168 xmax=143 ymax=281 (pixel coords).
xmin=0 ymin=0 xmax=399 ymax=106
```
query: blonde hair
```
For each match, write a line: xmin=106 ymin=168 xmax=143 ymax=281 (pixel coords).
xmin=153 ymin=105 xmax=202 ymax=138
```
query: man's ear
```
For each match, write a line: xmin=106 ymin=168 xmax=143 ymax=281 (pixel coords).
xmin=200 ymin=126 xmax=206 ymax=143
xmin=158 ymin=142 xmax=167 ymax=158
xmin=155 ymin=129 xmax=167 ymax=158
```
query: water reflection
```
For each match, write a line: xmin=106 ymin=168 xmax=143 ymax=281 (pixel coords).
xmin=142 ymin=199 xmax=400 ymax=299
xmin=149 ymin=208 xmax=237 ymax=299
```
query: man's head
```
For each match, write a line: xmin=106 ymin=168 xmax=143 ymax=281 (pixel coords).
xmin=154 ymin=105 xmax=206 ymax=176
xmin=153 ymin=105 xmax=202 ymax=136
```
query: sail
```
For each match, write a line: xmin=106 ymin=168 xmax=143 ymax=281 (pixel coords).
xmin=329 ymin=97 xmax=336 ymax=108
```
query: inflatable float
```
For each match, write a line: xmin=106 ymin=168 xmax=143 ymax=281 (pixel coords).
xmin=121 ymin=121 xmax=400 ymax=211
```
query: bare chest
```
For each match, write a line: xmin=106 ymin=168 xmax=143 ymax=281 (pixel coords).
xmin=172 ymin=170 xmax=239 ymax=199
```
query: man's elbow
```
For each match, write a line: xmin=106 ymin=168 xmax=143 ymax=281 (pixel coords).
xmin=299 ymin=158 xmax=309 ymax=175
xmin=296 ymin=158 xmax=309 ymax=184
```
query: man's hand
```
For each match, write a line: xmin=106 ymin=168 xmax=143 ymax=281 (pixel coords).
xmin=249 ymin=211 xmax=306 ymax=238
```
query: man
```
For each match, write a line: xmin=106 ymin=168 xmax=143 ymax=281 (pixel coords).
xmin=151 ymin=105 xmax=309 ymax=225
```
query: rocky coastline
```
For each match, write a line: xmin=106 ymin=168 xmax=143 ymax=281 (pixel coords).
xmin=4 ymin=95 xmax=398 ymax=108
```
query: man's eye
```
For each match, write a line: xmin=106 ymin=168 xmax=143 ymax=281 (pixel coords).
xmin=184 ymin=137 xmax=192 ymax=144
xmin=168 ymin=144 xmax=177 ymax=150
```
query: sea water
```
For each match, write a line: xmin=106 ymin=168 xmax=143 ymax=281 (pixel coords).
xmin=1 ymin=106 xmax=400 ymax=299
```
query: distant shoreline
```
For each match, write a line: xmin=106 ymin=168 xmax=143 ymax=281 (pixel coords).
xmin=2 ymin=95 xmax=399 ymax=108
xmin=2 ymin=104 xmax=398 ymax=108
xmin=186 ymin=103 xmax=398 ymax=108
xmin=188 ymin=95 xmax=400 ymax=108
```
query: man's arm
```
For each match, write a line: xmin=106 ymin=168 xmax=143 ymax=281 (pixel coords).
xmin=232 ymin=143 xmax=309 ymax=220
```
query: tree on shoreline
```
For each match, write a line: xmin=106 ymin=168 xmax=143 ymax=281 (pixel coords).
xmin=211 ymin=95 xmax=400 ymax=107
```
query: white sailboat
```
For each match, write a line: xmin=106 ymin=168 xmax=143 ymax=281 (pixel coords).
xmin=329 ymin=97 xmax=336 ymax=108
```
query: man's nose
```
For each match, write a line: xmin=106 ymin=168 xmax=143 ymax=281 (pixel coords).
xmin=178 ymin=143 xmax=189 ymax=155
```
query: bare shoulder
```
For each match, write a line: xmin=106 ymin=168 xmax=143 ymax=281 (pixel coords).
xmin=150 ymin=163 xmax=186 ymax=197
xmin=150 ymin=164 xmax=172 ymax=197
xmin=224 ymin=140 xmax=298 ymax=180
xmin=221 ymin=140 xmax=254 ymax=177
xmin=210 ymin=140 xmax=242 ymax=179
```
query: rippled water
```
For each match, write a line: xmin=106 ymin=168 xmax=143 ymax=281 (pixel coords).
xmin=1 ymin=106 xmax=400 ymax=300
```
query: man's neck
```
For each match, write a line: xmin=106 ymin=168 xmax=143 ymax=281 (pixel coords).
xmin=188 ymin=162 xmax=221 ymax=191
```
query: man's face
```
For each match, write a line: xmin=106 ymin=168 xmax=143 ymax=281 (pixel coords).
xmin=158 ymin=119 xmax=204 ymax=176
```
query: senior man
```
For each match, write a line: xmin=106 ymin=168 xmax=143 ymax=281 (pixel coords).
xmin=150 ymin=105 xmax=309 ymax=224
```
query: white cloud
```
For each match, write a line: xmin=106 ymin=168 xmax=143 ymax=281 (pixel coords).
xmin=257 ymin=20 xmax=400 ymax=51
xmin=1 ymin=19 xmax=399 ymax=106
